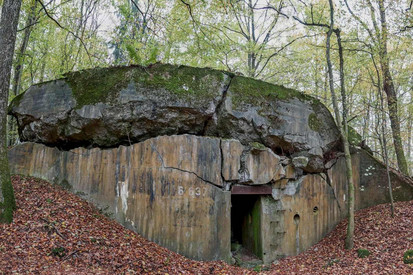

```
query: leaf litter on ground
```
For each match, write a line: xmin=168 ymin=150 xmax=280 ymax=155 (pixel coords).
xmin=0 ymin=175 xmax=412 ymax=274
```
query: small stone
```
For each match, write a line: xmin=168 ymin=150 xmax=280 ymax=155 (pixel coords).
xmin=292 ymin=156 xmax=309 ymax=168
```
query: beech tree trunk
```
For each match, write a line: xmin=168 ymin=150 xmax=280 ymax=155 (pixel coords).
xmin=335 ymin=29 xmax=355 ymax=249
xmin=0 ymin=0 xmax=22 ymax=223
xmin=8 ymin=0 xmax=38 ymax=146
xmin=378 ymin=0 xmax=409 ymax=176
xmin=325 ymin=0 xmax=355 ymax=249
xmin=12 ymin=0 xmax=38 ymax=97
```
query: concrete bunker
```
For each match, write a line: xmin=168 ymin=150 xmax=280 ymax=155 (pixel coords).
xmin=7 ymin=64 xmax=413 ymax=264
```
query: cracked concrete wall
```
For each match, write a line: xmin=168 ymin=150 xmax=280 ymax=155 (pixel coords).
xmin=8 ymin=135 xmax=231 ymax=262
xmin=266 ymin=150 xmax=413 ymax=263
xmin=8 ymin=135 xmax=413 ymax=264
xmin=272 ymin=173 xmax=347 ymax=259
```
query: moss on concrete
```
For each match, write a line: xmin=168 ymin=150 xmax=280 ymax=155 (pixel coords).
xmin=250 ymin=142 xmax=267 ymax=150
xmin=308 ymin=113 xmax=321 ymax=132
xmin=348 ymin=126 xmax=363 ymax=146
xmin=134 ymin=63 xmax=228 ymax=98
xmin=65 ymin=66 xmax=132 ymax=108
xmin=229 ymin=75 xmax=317 ymax=109
xmin=7 ymin=92 xmax=25 ymax=114
xmin=251 ymin=201 xmax=262 ymax=258
xmin=65 ymin=64 xmax=229 ymax=109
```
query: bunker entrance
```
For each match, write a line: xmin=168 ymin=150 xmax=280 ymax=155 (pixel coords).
xmin=231 ymin=194 xmax=262 ymax=260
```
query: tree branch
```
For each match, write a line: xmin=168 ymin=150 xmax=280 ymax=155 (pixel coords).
xmin=38 ymin=0 xmax=92 ymax=63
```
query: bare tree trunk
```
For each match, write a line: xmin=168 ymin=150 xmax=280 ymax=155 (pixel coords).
xmin=325 ymin=0 xmax=355 ymax=249
xmin=362 ymin=92 xmax=371 ymax=141
xmin=323 ymin=65 xmax=328 ymax=105
xmin=380 ymin=91 xmax=395 ymax=217
xmin=371 ymin=47 xmax=395 ymax=217
xmin=0 ymin=0 xmax=22 ymax=223
xmin=8 ymin=0 xmax=38 ymax=146
xmin=408 ymin=112 xmax=412 ymax=175
xmin=12 ymin=0 xmax=38 ymax=97
xmin=334 ymin=28 xmax=355 ymax=250
xmin=326 ymin=28 xmax=341 ymax=128
xmin=378 ymin=0 xmax=409 ymax=176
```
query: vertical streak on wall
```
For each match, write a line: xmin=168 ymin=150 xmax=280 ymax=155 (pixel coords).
xmin=8 ymin=137 xmax=232 ymax=262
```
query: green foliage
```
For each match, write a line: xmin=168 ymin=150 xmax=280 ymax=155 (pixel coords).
xmin=324 ymin=258 xmax=340 ymax=268
xmin=357 ymin=248 xmax=371 ymax=258
xmin=125 ymin=44 xmax=142 ymax=64
xmin=10 ymin=0 xmax=110 ymax=97
xmin=110 ymin=0 xmax=165 ymax=66
xmin=403 ymin=250 xmax=413 ymax=264
xmin=51 ymin=246 xmax=66 ymax=258
xmin=348 ymin=126 xmax=363 ymax=146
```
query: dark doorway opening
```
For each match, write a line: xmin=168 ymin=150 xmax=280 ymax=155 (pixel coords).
xmin=231 ymin=194 xmax=262 ymax=261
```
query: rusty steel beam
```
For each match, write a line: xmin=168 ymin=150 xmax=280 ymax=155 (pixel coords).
xmin=231 ymin=184 xmax=272 ymax=195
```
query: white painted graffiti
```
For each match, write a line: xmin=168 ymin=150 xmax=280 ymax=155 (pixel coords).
xmin=177 ymin=186 xmax=207 ymax=197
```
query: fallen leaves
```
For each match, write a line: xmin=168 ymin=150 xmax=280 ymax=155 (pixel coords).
xmin=0 ymin=176 xmax=251 ymax=274
xmin=269 ymin=195 xmax=413 ymax=275
xmin=0 ymin=175 xmax=412 ymax=274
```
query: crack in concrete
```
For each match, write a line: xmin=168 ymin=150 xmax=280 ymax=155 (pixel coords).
xmin=202 ymin=74 xmax=234 ymax=135
xmin=150 ymin=142 xmax=223 ymax=189
xmin=251 ymin=119 xmax=267 ymax=147
xmin=238 ymin=146 xmax=252 ymax=184
xmin=322 ymin=172 xmax=342 ymax=211
xmin=218 ymin=139 xmax=232 ymax=191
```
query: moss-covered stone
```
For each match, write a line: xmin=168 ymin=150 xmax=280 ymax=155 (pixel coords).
xmin=65 ymin=63 xmax=229 ymax=109
xmin=10 ymin=63 xmax=341 ymax=163
xmin=403 ymin=249 xmax=413 ymax=264
xmin=133 ymin=63 xmax=228 ymax=98
xmin=229 ymin=75 xmax=316 ymax=108
xmin=357 ymin=248 xmax=371 ymax=258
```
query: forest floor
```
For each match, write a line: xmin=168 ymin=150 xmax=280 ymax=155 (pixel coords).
xmin=0 ymin=175 xmax=412 ymax=275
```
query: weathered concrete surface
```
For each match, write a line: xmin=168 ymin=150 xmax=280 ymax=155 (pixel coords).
xmin=8 ymin=135 xmax=413 ymax=264
xmin=221 ymin=139 xmax=243 ymax=182
xmin=274 ymin=174 xmax=347 ymax=258
xmin=205 ymin=76 xmax=342 ymax=172
xmin=9 ymin=64 xmax=341 ymax=172
xmin=240 ymin=147 xmax=282 ymax=185
xmin=8 ymin=135 xmax=231 ymax=261
xmin=10 ymin=64 xmax=230 ymax=150
xmin=266 ymin=150 xmax=413 ymax=261
xmin=350 ymin=149 xmax=413 ymax=209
